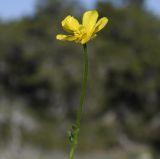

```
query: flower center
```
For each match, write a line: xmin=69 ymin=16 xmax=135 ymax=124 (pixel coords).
xmin=74 ymin=26 xmax=87 ymax=42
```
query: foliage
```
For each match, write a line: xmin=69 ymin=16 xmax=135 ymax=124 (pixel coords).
xmin=0 ymin=0 xmax=160 ymax=151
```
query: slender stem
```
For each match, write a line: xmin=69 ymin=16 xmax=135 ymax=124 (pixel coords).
xmin=76 ymin=44 xmax=88 ymax=126
xmin=69 ymin=44 xmax=88 ymax=159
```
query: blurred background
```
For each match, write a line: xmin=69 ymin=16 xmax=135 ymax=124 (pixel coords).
xmin=0 ymin=0 xmax=160 ymax=159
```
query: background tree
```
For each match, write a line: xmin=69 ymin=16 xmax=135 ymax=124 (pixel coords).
xmin=123 ymin=0 xmax=145 ymax=7
xmin=0 ymin=0 xmax=160 ymax=155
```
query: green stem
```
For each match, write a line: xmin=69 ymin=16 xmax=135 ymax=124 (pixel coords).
xmin=69 ymin=44 xmax=88 ymax=159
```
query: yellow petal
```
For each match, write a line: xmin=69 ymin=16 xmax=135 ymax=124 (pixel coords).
xmin=56 ymin=34 xmax=77 ymax=41
xmin=81 ymin=33 xmax=97 ymax=44
xmin=62 ymin=16 xmax=80 ymax=33
xmin=81 ymin=37 xmax=91 ymax=44
xmin=94 ymin=17 xmax=108 ymax=33
xmin=82 ymin=10 xmax=98 ymax=31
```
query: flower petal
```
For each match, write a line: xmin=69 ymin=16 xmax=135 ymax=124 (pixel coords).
xmin=82 ymin=10 xmax=98 ymax=31
xmin=56 ymin=34 xmax=77 ymax=41
xmin=94 ymin=17 xmax=108 ymax=33
xmin=62 ymin=16 xmax=80 ymax=33
xmin=81 ymin=37 xmax=91 ymax=44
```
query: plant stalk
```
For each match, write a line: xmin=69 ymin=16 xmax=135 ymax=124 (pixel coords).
xmin=69 ymin=44 xmax=88 ymax=159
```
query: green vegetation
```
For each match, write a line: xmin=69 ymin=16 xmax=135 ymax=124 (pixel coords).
xmin=0 ymin=0 xmax=160 ymax=155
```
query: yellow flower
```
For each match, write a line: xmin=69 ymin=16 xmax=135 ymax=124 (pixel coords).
xmin=56 ymin=10 xmax=108 ymax=44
